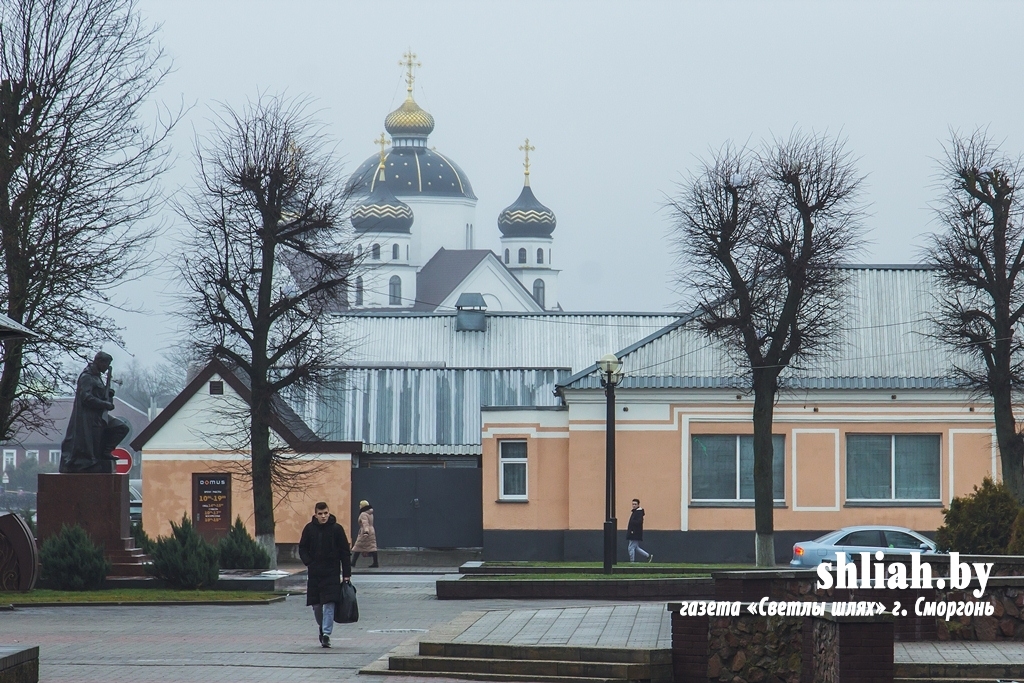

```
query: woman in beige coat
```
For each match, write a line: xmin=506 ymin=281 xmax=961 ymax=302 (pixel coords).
xmin=350 ymin=500 xmax=378 ymax=567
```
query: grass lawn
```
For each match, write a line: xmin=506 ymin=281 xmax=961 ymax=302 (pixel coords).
xmin=0 ymin=589 xmax=284 ymax=604
xmin=465 ymin=573 xmax=712 ymax=580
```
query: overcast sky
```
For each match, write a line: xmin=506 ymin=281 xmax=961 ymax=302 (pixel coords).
xmin=109 ymin=0 xmax=1024 ymax=367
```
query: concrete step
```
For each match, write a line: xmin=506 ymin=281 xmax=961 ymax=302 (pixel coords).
xmin=389 ymin=655 xmax=665 ymax=681
xmin=379 ymin=669 xmax=618 ymax=683
xmin=895 ymin=661 xmax=1024 ymax=679
xmin=109 ymin=561 xmax=151 ymax=577
xmin=418 ymin=642 xmax=670 ymax=665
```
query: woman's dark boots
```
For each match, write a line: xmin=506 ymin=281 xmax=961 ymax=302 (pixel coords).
xmin=370 ymin=552 xmax=379 ymax=568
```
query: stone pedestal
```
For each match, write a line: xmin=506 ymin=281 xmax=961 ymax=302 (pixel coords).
xmin=37 ymin=473 xmax=148 ymax=577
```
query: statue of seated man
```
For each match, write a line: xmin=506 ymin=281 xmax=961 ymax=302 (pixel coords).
xmin=59 ymin=351 xmax=131 ymax=474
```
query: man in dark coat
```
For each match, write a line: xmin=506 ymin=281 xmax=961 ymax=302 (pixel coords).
xmin=60 ymin=352 xmax=130 ymax=473
xmin=627 ymin=498 xmax=652 ymax=562
xmin=298 ymin=501 xmax=352 ymax=648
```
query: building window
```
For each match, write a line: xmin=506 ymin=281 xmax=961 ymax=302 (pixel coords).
xmin=355 ymin=276 xmax=364 ymax=306
xmin=537 ymin=248 xmax=544 ymax=264
xmin=504 ymin=249 xmax=509 ymax=264
xmin=518 ymin=248 xmax=527 ymax=264
xmin=2 ymin=449 xmax=14 ymax=472
xmin=49 ymin=449 xmax=61 ymax=465
xmin=392 ymin=243 xmax=400 ymax=260
xmin=209 ymin=380 xmax=224 ymax=395
xmin=499 ymin=441 xmax=527 ymax=499
xmin=846 ymin=434 xmax=940 ymax=501
xmin=691 ymin=435 xmax=785 ymax=501
xmin=548 ymin=249 xmax=551 ymax=264
xmin=25 ymin=450 xmax=38 ymax=462
xmin=389 ymin=275 xmax=402 ymax=305
xmin=371 ymin=243 xmax=380 ymax=260
xmin=533 ymin=279 xmax=545 ymax=309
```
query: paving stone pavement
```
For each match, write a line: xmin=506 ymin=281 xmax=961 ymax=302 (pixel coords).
xmin=0 ymin=574 xmax=659 ymax=683
xmin=896 ymin=640 xmax=1024 ymax=663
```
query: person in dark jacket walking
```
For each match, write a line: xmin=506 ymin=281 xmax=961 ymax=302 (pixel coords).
xmin=298 ymin=502 xmax=352 ymax=648
xmin=626 ymin=498 xmax=652 ymax=562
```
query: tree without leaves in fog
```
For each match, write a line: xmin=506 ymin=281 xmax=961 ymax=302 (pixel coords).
xmin=927 ymin=130 xmax=1024 ymax=503
xmin=116 ymin=357 xmax=186 ymax=416
xmin=670 ymin=132 xmax=864 ymax=566
xmin=0 ymin=0 xmax=178 ymax=439
xmin=179 ymin=94 xmax=358 ymax=565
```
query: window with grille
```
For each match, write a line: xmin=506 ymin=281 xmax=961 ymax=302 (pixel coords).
xmin=846 ymin=434 xmax=940 ymax=501
xmin=499 ymin=441 xmax=527 ymax=500
xmin=691 ymin=435 xmax=785 ymax=501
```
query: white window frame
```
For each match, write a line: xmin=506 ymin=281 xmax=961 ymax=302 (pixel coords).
xmin=2 ymin=449 xmax=15 ymax=472
xmin=691 ymin=434 xmax=785 ymax=503
xmin=49 ymin=449 xmax=61 ymax=465
xmin=498 ymin=440 xmax=528 ymax=501
xmin=25 ymin=449 xmax=38 ymax=462
xmin=846 ymin=433 xmax=941 ymax=503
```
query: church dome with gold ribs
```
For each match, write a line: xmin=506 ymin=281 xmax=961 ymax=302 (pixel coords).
xmin=347 ymin=53 xmax=476 ymax=201
xmin=384 ymin=96 xmax=435 ymax=138
xmin=498 ymin=139 xmax=556 ymax=238
xmin=351 ymin=138 xmax=414 ymax=234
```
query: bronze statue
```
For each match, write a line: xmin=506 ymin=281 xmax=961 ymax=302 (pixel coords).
xmin=59 ymin=351 xmax=130 ymax=473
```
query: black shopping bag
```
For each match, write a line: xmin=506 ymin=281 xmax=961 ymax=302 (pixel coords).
xmin=335 ymin=581 xmax=359 ymax=623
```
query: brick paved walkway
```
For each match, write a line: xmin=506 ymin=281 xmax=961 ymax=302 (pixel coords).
xmin=897 ymin=640 xmax=1024 ymax=663
xmin=450 ymin=604 xmax=671 ymax=648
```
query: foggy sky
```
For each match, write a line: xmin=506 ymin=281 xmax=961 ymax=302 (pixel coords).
xmin=109 ymin=0 xmax=1024 ymax=366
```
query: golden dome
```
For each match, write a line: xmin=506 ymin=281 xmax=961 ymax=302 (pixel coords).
xmin=384 ymin=95 xmax=435 ymax=137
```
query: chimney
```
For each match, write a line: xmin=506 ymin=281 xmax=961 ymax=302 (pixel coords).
xmin=455 ymin=293 xmax=487 ymax=331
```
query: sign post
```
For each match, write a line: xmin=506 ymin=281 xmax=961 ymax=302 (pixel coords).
xmin=112 ymin=447 xmax=133 ymax=475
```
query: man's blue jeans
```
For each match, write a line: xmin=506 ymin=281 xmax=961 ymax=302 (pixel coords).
xmin=628 ymin=540 xmax=650 ymax=562
xmin=313 ymin=602 xmax=335 ymax=636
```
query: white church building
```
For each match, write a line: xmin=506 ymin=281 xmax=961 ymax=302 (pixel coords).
xmin=343 ymin=55 xmax=560 ymax=313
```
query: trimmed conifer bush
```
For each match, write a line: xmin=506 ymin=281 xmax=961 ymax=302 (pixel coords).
xmin=217 ymin=516 xmax=271 ymax=570
xmin=39 ymin=524 xmax=111 ymax=590
xmin=1008 ymin=509 xmax=1024 ymax=555
xmin=148 ymin=515 xmax=220 ymax=588
xmin=935 ymin=477 xmax=1021 ymax=554
xmin=130 ymin=519 xmax=155 ymax=554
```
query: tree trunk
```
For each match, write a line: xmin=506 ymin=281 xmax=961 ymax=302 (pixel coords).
xmin=752 ymin=369 xmax=778 ymax=567
xmin=249 ymin=382 xmax=277 ymax=569
xmin=991 ymin=377 xmax=1024 ymax=502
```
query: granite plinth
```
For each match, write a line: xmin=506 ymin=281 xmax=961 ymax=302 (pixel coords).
xmin=36 ymin=473 xmax=148 ymax=576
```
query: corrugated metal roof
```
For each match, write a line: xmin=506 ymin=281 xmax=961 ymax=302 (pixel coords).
xmin=313 ymin=367 xmax=570 ymax=447
xmin=564 ymin=267 xmax=963 ymax=390
xmin=329 ymin=312 xmax=680 ymax=371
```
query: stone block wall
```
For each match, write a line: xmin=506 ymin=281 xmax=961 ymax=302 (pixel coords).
xmin=706 ymin=614 xmax=803 ymax=683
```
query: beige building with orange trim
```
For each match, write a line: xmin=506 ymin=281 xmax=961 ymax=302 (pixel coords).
xmin=131 ymin=360 xmax=358 ymax=547
xmin=480 ymin=266 xmax=1002 ymax=562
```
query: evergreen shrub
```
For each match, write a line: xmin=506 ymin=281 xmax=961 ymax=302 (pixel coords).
xmin=217 ymin=516 xmax=271 ymax=570
xmin=935 ymin=477 xmax=1021 ymax=554
xmin=130 ymin=519 xmax=155 ymax=554
xmin=1008 ymin=509 xmax=1024 ymax=555
xmin=39 ymin=524 xmax=110 ymax=590
xmin=148 ymin=515 xmax=220 ymax=588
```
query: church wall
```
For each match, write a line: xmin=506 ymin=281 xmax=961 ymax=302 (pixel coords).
xmin=400 ymin=198 xmax=476 ymax=265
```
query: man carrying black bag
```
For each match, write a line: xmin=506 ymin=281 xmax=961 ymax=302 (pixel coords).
xmin=299 ymin=502 xmax=352 ymax=648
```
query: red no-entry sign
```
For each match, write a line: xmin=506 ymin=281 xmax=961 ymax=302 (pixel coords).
xmin=112 ymin=448 xmax=133 ymax=475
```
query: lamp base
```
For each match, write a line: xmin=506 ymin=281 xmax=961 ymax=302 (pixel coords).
xmin=603 ymin=519 xmax=617 ymax=573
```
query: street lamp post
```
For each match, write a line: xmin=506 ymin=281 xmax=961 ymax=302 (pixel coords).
xmin=598 ymin=353 xmax=624 ymax=574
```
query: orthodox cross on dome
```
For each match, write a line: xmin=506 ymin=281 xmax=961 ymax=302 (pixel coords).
xmin=374 ymin=132 xmax=390 ymax=164
xmin=519 ymin=138 xmax=535 ymax=186
xmin=399 ymin=50 xmax=421 ymax=95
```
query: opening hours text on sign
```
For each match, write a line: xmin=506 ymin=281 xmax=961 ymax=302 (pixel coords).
xmin=192 ymin=473 xmax=231 ymax=542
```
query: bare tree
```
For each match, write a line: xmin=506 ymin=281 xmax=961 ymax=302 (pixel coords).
xmin=179 ymin=94 xmax=357 ymax=563
xmin=0 ymin=0 xmax=178 ymax=438
xmin=117 ymin=357 xmax=186 ymax=416
xmin=670 ymin=132 xmax=864 ymax=566
xmin=927 ymin=130 xmax=1024 ymax=502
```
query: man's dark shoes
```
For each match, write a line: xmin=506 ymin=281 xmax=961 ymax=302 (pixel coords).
xmin=321 ymin=635 xmax=331 ymax=648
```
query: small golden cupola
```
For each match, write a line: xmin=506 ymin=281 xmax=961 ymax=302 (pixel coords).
xmin=384 ymin=51 xmax=435 ymax=144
